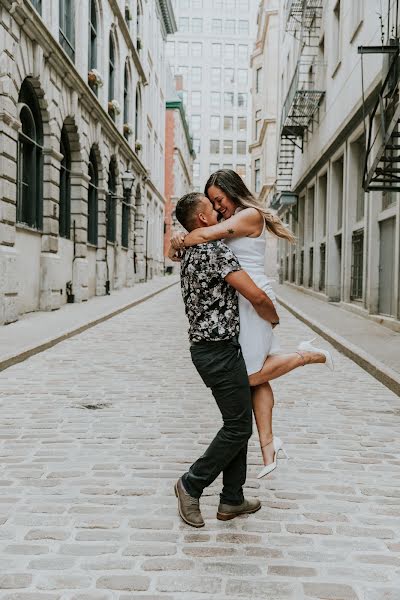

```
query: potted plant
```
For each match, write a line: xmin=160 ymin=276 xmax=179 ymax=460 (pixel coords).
xmin=125 ymin=4 xmax=132 ymax=21
xmin=136 ymin=36 xmax=143 ymax=51
xmin=135 ymin=139 xmax=142 ymax=152
xmin=88 ymin=69 xmax=103 ymax=88
xmin=108 ymin=99 xmax=121 ymax=115
xmin=123 ymin=123 xmax=134 ymax=135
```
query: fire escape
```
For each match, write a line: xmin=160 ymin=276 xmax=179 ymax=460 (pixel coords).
xmin=358 ymin=1 xmax=400 ymax=192
xmin=271 ymin=0 xmax=325 ymax=211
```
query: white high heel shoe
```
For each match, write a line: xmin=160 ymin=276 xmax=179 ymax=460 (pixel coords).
xmin=257 ymin=436 xmax=289 ymax=479
xmin=297 ymin=338 xmax=334 ymax=371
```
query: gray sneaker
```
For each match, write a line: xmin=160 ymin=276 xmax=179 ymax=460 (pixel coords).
xmin=217 ymin=497 xmax=261 ymax=521
xmin=175 ymin=478 xmax=205 ymax=528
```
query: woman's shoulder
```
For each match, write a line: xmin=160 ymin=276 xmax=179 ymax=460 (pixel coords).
xmin=234 ymin=206 xmax=264 ymax=226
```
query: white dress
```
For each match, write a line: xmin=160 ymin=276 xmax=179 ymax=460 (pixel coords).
xmin=225 ymin=222 xmax=280 ymax=375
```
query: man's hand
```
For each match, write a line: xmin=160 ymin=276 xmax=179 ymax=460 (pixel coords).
xmin=167 ymin=244 xmax=183 ymax=262
xmin=171 ymin=231 xmax=187 ymax=250
xmin=225 ymin=270 xmax=279 ymax=324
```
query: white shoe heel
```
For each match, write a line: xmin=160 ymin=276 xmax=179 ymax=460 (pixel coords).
xmin=257 ymin=436 xmax=288 ymax=479
xmin=297 ymin=339 xmax=334 ymax=371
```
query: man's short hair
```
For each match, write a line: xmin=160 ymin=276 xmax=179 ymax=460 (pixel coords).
xmin=175 ymin=192 xmax=205 ymax=232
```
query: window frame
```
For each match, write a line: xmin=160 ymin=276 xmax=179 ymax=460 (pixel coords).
xmin=59 ymin=126 xmax=72 ymax=239
xmin=59 ymin=0 xmax=75 ymax=62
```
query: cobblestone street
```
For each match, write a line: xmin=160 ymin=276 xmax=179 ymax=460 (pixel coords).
xmin=0 ymin=284 xmax=399 ymax=600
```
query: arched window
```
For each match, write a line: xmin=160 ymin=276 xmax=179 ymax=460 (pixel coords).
xmin=106 ymin=158 xmax=117 ymax=243
xmin=59 ymin=126 xmax=71 ymax=238
xmin=17 ymin=79 xmax=43 ymax=229
xmin=87 ymin=147 xmax=99 ymax=245
xmin=31 ymin=0 xmax=42 ymax=14
xmin=59 ymin=0 xmax=75 ymax=62
xmin=123 ymin=63 xmax=129 ymax=139
xmin=88 ymin=0 xmax=97 ymax=72
xmin=135 ymin=85 xmax=141 ymax=142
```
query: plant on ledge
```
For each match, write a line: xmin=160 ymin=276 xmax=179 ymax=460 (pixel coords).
xmin=88 ymin=69 xmax=103 ymax=88
xmin=108 ymin=99 xmax=121 ymax=116
xmin=123 ymin=123 xmax=134 ymax=136
xmin=136 ymin=36 xmax=142 ymax=51
xmin=135 ymin=139 xmax=142 ymax=152
xmin=125 ymin=5 xmax=132 ymax=21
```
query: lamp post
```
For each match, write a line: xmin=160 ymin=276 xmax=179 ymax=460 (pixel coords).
xmin=121 ymin=168 xmax=136 ymax=269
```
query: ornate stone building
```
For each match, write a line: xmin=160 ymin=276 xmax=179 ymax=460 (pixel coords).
xmin=0 ymin=0 xmax=176 ymax=325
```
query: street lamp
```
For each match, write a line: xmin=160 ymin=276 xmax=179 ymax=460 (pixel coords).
xmin=122 ymin=169 xmax=136 ymax=195
xmin=121 ymin=169 xmax=136 ymax=270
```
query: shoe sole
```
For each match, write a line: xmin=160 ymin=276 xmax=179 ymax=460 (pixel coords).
xmin=174 ymin=483 xmax=205 ymax=528
xmin=217 ymin=503 xmax=261 ymax=521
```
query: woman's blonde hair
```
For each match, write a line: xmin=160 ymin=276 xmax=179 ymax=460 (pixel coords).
xmin=205 ymin=169 xmax=295 ymax=244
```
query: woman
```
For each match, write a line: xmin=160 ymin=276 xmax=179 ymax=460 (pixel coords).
xmin=171 ymin=170 xmax=332 ymax=478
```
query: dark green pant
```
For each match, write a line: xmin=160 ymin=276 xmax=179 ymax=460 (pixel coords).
xmin=182 ymin=337 xmax=252 ymax=505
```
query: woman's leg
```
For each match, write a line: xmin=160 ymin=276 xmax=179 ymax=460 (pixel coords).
xmin=252 ymin=382 xmax=275 ymax=466
xmin=249 ymin=350 xmax=325 ymax=388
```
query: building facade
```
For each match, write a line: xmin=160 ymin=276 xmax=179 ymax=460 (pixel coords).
xmin=166 ymin=0 xmax=258 ymax=191
xmin=164 ymin=74 xmax=194 ymax=267
xmin=270 ymin=0 xmax=400 ymax=330
xmin=0 ymin=0 xmax=176 ymax=325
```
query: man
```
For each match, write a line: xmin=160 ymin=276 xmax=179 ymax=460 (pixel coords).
xmin=172 ymin=192 xmax=279 ymax=528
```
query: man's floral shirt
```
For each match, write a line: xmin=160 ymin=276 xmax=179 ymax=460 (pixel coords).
xmin=180 ymin=241 xmax=242 ymax=343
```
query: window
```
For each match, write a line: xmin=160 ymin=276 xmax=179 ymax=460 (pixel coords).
xmin=192 ymin=42 xmax=202 ymax=57
xmin=212 ymin=19 xmax=222 ymax=33
xmin=59 ymin=0 xmax=75 ymax=61
xmin=88 ymin=0 xmax=97 ymax=74
xmin=238 ymin=116 xmax=247 ymax=133
xmin=108 ymin=33 xmax=115 ymax=106
xmin=192 ymin=18 xmax=203 ymax=33
xmin=255 ymin=109 xmax=262 ymax=139
xmin=212 ymin=43 xmax=222 ymax=58
xmin=166 ymin=41 xmax=175 ymax=57
xmin=224 ymin=92 xmax=234 ymax=108
xmin=192 ymin=66 xmax=202 ymax=83
xmin=319 ymin=243 xmax=326 ymax=291
xmin=210 ymin=115 xmax=220 ymax=131
xmin=107 ymin=159 xmax=117 ymax=243
xmin=192 ymin=115 xmax=201 ymax=130
xmin=210 ymin=163 xmax=219 ymax=172
xmin=136 ymin=0 xmax=143 ymax=53
xmin=225 ymin=0 xmax=235 ymax=7
xmin=192 ymin=0 xmax=203 ymax=7
xmin=180 ymin=0 xmax=189 ymax=7
xmin=254 ymin=158 xmax=261 ymax=193
xmin=238 ymin=20 xmax=249 ymax=35
xmin=225 ymin=20 xmax=235 ymax=35
xmin=256 ymin=67 xmax=262 ymax=93
xmin=179 ymin=42 xmax=189 ymax=56
xmin=224 ymin=68 xmax=234 ymax=84
xmin=59 ymin=127 xmax=71 ymax=239
xmin=351 ymin=0 xmax=363 ymax=36
xmin=211 ymin=68 xmax=221 ymax=85
xmin=238 ymin=93 xmax=247 ymax=108
xmin=225 ymin=44 xmax=235 ymax=60
xmin=135 ymin=85 xmax=141 ymax=141
xmin=31 ymin=0 xmax=42 ymax=13
xmin=238 ymin=69 xmax=248 ymax=87
xmin=193 ymin=162 xmax=200 ymax=178
xmin=17 ymin=79 xmax=43 ymax=230
xmin=191 ymin=91 xmax=201 ymax=107
xmin=224 ymin=116 xmax=233 ymax=131
xmin=177 ymin=65 xmax=188 ymax=80
xmin=223 ymin=140 xmax=233 ymax=154
xmin=210 ymin=139 xmax=220 ymax=154
xmin=382 ymin=190 xmax=396 ymax=210
xmin=121 ymin=176 xmax=131 ymax=249
xmin=351 ymin=230 xmax=364 ymax=300
xmin=239 ymin=0 xmax=248 ymax=7
xmin=333 ymin=0 xmax=342 ymax=69
xmin=179 ymin=17 xmax=189 ymax=32
xmin=237 ymin=140 xmax=246 ymax=154
xmin=123 ymin=64 xmax=130 ymax=138
xmin=223 ymin=163 xmax=233 ymax=170
xmin=87 ymin=147 xmax=98 ymax=245
xmin=238 ymin=44 xmax=248 ymax=64
xmin=237 ymin=164 xmax=246 ymax=179
xmin=211 ymin=92 xmax=220 ymax=108
xmin=193 ymin=138 xmax=200 ymax=153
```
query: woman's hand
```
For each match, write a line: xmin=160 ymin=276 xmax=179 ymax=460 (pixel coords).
xmin=171 ymin=231 xmax=187 ymax=250
xmin=168 ymin=244 xmax=183 ymax=262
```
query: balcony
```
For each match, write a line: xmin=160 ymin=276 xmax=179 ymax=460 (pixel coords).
xmin=286 ymin=0 xmax=324 ymax=38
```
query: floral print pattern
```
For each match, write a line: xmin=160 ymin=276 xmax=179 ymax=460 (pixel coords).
xmin=180 ymin=241 xmax=242 ymax=343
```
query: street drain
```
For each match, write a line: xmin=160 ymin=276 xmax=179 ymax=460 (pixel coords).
xmin=79 ymin=403 xmax=111 ymax=410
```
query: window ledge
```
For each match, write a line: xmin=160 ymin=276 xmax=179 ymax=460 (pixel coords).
xmin=350 ymin=19 xmax=363 ymax=44
xmin=331 ymin=59 xmax=342 ymax=79
xmin=87 ymin=242 xmax=97 ymax=249
xmin=16 ymin=223 xmax=42 ymax=235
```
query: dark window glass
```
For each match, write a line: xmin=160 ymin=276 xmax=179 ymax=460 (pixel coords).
xmin=121 ymin=188 xmax=130 ymax=248
xmin=88 ymin=148 xmax=98 ymax=245
xmin=89 ymin=0 xmax=97 ymax=71
xmin=351 ymin=230 xmax=364 ymax=300
xmin=31 ymin=0 xmax=42 ymax=14
xmin=107 ymin=160 xmax=117 ymax=243
xmin=135 ymin=86 xmax=141 ymax=141
xmin=123 ymin=64 xmax=129 ymax=139
xmin=17 ymin=79 xmax=43 ymax=229
xmin=59 ymin=127 xmax=71 ymax=238
xmin=59 ymin=0 xmax=75 ymax=61
xmin=109 ymin=33 xmax=115 ymax=103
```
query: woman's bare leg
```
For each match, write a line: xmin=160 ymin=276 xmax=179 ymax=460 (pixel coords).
xmin=249 ymin=350 xmax=325 ymax=388
xmin=252 ymin=383 xmax=275 ymax=465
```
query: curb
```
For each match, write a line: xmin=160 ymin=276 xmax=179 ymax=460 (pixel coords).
xmin=0 ymin=279 xmax=179 ymax=373
xmin=277 ymin=294 xmax=400 ymax=398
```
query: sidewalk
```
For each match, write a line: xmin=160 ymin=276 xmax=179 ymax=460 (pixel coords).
xmin=275 ymin=283 xmax=400 ymax=397
xmin=0 ymin=275 xmax=179 ymax=372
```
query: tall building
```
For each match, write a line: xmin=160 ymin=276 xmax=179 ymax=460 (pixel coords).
xmin=167 ymin=0 xmax=258 ymax=192
xmin=0 ymin=0 xmax=176 ymax=325
xmin=164 ymin=74 xmax=195 ymax=268
xmin=269 ymin=0 xmax=400 ymax=329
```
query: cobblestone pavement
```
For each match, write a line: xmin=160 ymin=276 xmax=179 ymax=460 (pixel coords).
xmin=0 ymin=285 xmax=399 ymax=600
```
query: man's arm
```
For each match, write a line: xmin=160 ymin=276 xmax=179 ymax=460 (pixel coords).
xmin=225 ymin=270 xmax=279 ymax=324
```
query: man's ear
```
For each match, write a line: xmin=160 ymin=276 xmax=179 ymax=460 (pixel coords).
xmin=198 ymin=212 xmax=208 ymax=226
